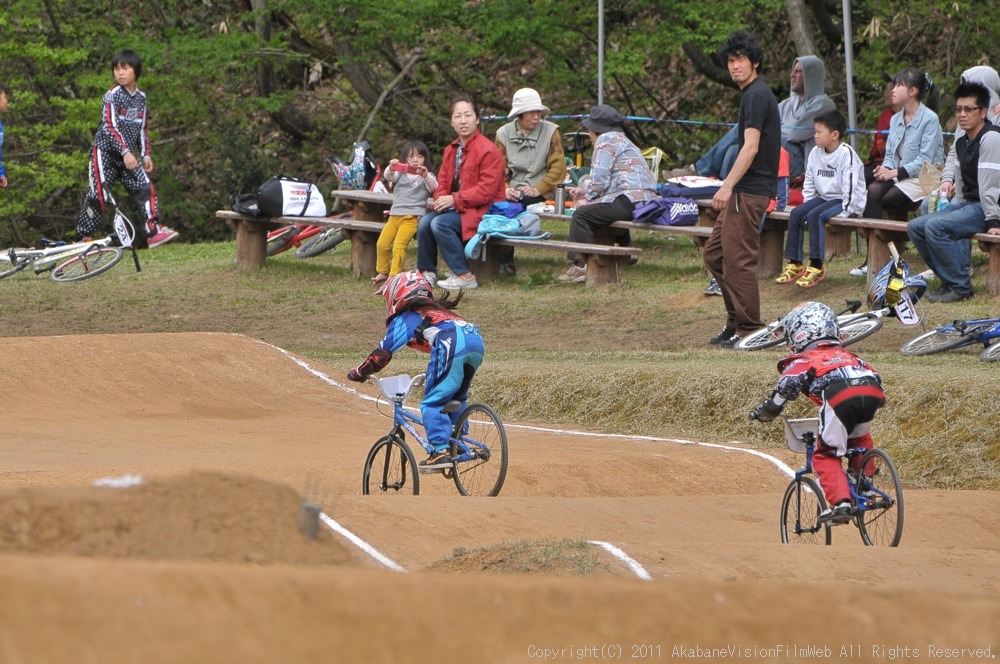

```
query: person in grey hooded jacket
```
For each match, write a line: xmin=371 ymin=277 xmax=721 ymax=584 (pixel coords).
xmin=691 ymin=55 xmax=834 ymax=181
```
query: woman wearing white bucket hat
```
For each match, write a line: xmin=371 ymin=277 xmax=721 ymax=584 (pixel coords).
xmin=494 ymin=88 xmax=567 ymax=275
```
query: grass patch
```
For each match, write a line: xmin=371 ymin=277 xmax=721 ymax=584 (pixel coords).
xmin=0 ymin=233 xmax=997 ymax=489
xmin=426 ymin=539 xmax=614 ymax=577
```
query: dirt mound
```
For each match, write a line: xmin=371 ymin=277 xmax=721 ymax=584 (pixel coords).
xmin=425 ymin=539 xmax=626 ymax=577
xmin=0 ymin=472 xmax=354 ymax=566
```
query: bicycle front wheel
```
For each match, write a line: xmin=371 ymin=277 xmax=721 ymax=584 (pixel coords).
xmin=854 ymin=449 xmax=903 ymax=547
xmin=780 ymin=476 xmax=831 ymax=545
xmin=839 ymin=315 xmax=884 ymax=346
xmin=0 ymin=256 xmax=30 ymax=279
xmin=900 ymin=326 xmax=978 ymax=356
xmin=266 ymin=226 xmax=297 ymax=257
xmin=362 ymin=435 xmax=419 ymax=495
xmin=735 ymin=323 xmax=785 ymax=351
xmin=980 ymin=340 xmax=1000 ymax=362
xmin=450 ymin=403 xmax=508 ymax=497
xmin=294 ymin=227 xmax=345 ymax=258
xmin=49 ymin=247 xmax=123 ymax=282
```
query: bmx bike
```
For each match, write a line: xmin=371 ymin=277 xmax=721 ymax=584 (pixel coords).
xmin=751 ymin=413 xmax=904 ymax=547
xmin=900 ymin=316 xmax=1000 ymax=361
xmin=361 ymin=373 xmax=509 ymax=497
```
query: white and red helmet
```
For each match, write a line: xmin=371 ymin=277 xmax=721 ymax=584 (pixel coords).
xmin=380 ymin=270 xmax=433 ymax=322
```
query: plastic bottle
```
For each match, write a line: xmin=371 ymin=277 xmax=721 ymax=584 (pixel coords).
xmin=554 ymin=184 xmax=567 ymax=215
xmin=927 ymin=191 xmax=939 ymax=213
xmin=937 ymin=192 xmax=950 ymax=212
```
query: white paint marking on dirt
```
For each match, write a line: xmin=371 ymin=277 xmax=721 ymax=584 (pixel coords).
xmin=589 ymin=541 xmax=652 ymax=581
xmin=258 ymin=339 xmax=796 ymax=479
xmin=92 ymin=474 xmax=145 ymax=488
xmin=319 ymin=512 xmax=407 ymax=573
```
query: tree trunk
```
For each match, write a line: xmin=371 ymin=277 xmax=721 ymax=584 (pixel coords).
xmin=785 ymin=0 xmax=818 ymax=55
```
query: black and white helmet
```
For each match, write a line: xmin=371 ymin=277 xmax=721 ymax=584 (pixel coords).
xmin=782 ymin=301 xmax=840 ymax=353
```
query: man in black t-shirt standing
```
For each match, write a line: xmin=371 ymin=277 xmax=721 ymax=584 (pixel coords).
xmin=703 ymin=30 xmax=781 ymax=348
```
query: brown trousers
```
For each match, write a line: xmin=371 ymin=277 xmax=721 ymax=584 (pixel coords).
xmin=702 ymin=192 xmax=770 ymax=335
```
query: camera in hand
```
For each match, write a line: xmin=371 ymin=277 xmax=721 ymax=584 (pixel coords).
xmin=391 ymin=163 xmax=425 ymax=175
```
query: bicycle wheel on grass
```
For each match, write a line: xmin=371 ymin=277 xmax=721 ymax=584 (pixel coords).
xmin=450 ymin=403 xmax=508 ymax=497
xmin=49 ymin=246 xmax=123 ymax=282
xmin=362 ymin=435 xmax=419 ymax=495
xmin=780 ymin=476 xmax=832 ymax=545
xmin=0 ymin=254 xmax=30 ymax=279
xmin=839 ymin=315 xmax=884 ymax=346
xmin=900 ymin=325 xmax=982 ymax=356
xmin=266 ymin=226 xmax=298 ymax=257
xmin=854 ymin=448 xmax=903 ymax=547
xmin=980 ymin=340 xmax=1000 ymax=362
xmin=735 ymin=324 xmax=785 ymax=351
xmin=295 ymin=226 xmax=345 ymax=258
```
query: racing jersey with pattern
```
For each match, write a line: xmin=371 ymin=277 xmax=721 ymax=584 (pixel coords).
xmin=354 ymin=306 xmax=466 ymax=378
xmin=774 ymin=342 xmax=882 ymax=407
xmin=93 ymin=85 xmax=150 ymax=158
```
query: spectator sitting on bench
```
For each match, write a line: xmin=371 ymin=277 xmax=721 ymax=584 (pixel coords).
xmin=776 ymin=110 xmax=866 ymax=289
xmin=559 ymin=104 xmax=657 ymax=284
xmin=907 ymin=81 xmax=1000 ymax=304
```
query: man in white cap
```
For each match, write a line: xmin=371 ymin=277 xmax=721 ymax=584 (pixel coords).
xmin=495 ymin=88 xmax=567 ymax=276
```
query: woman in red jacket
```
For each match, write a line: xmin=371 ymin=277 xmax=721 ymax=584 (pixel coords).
xmin=417 ymin=95 xmax=506 ymax=291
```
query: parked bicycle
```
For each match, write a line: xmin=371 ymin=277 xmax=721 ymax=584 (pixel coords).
xmin=361 ymin=373 xmax=509 ymax=497
xmin=266 ymin=214 xmax=348 ymax=258
xmin=754 ymin=413 xmax=904 ymax=546
xmin=737 ymin=242 xmax=926 ymax=351
xmin=0 ymin=192 xmax=142 ymax=282
xmin=901 ymin=316 xmax=1000 ymax=361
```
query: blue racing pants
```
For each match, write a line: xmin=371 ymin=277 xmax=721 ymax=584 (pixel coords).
xmin=420 ymin=322 xmax=485 ymax=450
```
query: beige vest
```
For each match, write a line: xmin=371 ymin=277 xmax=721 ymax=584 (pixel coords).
xmin=497 ymin=120 xmax=558 ymax=189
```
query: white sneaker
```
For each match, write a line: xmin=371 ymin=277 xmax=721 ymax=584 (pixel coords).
xmin=422 ymin=271 xmax=437 ymax=287
xmin=916 ymin=269 xmax=935 ymax=281
xmin=849 ymin=264 xmax=868 ymax=277
xmin=438 ymin=274 xmax=477 ymax=290
xmin=557 ymin=264 xmax=587 ymax=283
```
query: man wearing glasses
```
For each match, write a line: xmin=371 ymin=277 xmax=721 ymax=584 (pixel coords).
xmin=907 ymin=81 xmax=1000 ymax=303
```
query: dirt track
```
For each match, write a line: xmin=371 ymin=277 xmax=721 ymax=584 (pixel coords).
xmin=1 ymin=333 xmax=997 ymax=662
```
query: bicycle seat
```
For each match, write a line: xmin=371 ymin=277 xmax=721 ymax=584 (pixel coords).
xmin=443 ymin=400 xmax=462 ymax=413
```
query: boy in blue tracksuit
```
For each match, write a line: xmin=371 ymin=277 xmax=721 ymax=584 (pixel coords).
xmin=348 ymin=270 xmax=485 ymax=468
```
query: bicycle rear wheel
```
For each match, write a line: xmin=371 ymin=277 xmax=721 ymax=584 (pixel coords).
xmin=0 ymin=255 xmax=30 ymax=279
xmin=839 ymin=315 xmax=884 ymax=346
xmin=854 ymin=449 xmax=903 ymax=547
xmin=450 ymin=403 xmax=508 ymax=497
xmin=780 ymin=476 xmax=831 ymax=544
xmin=900 ymin=325 xmax=981 ymax=356
xmin=362 ymin=435 xmax=419 ymax=495
xmin=49 ymin=247 xmax=123 ymax=282
xmin=294 ymin=226 xmax=345 ymax=258
xmin=735 ymin=323 xmax=785 ymax=351
xmin=266 ymin=226 xmax=298 ymax=257
xmin=980 ymin=340 xmax=1000 ymax=362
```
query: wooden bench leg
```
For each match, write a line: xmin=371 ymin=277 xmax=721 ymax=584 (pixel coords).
xmin=342 ymin=229 xmax=378 ymax=279
xmin=981 ymin=241 xmax=1000 ymax=296
xmin=351 ymin=201 xmax=387 ymax=222
xmin=232 ymin=219 xmax=268 ymax=270
xmin=757 ymin=224 xmax=785 ymax=278
xmin=825 ymin=226 xmax=854 ymax=262
xmin=469 ymin=247 xmax=502 ymax=285
xmin=584 ymin=254 xmax=629 ymax=286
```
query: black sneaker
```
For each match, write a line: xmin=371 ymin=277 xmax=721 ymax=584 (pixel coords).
xmin=498 ymin=262 xmax=517 ymax=277
xmin=819 ymin=502 xmax=853 ymax=525
xmin=708 ymin=325 xmax=736 ymax=345
xmin=926 ymin=287 xmax=973 ymax=303
xmin=419 ymin=449 xmax=452 ymax=469
xmin=716 ymin=334 xmax=743 ymax=349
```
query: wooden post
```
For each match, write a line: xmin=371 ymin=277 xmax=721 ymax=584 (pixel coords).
xmin=469 ymin=245 xmax=502 ymax=285
xmin=757 ymin=219 xmax=786 ymax=278
xmin=233 ymin=219 xmax=269 ymax=269
xmin=824 ymin=226 xmax=855 ymax=261
xmin=980 ymin=241 xmax=1000 ymax=296
xmin=352 ymin=200 xmax=385 ymax=222
xmin=584 ymin=254 xmax=623 ymax=286
xmin=343 ymin=228 xmax=378 ymax=278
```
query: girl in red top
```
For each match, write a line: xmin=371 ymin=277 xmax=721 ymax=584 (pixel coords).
xmin=416 ymin=95 xmax=505 ymax=292
xmin=751 ymin=302 xmax=885 ymax=524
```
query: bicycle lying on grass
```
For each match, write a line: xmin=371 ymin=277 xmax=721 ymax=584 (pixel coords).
xmin=0 ymin=193 xmax=142 ymax=282
xmin=361 ymin=373 xmax=509 ymax=497
xmin=266 ymin=215 xmax=349 ymax=258
xmin=900 ymin=316 xmax=1000 ymax=361
xmin=751 ymin=413 xmax=904 ymax=547
xmin=737 ymin=242 xmax=926 ymax=351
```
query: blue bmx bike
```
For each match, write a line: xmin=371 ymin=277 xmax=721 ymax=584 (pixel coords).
xmin=361 ymin=373 xmax=509 ymax=497
xmin=752 ymin=413 xmax=904 ymax=547
xmin=900 ymin=316 xmax=1000 ymax=361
